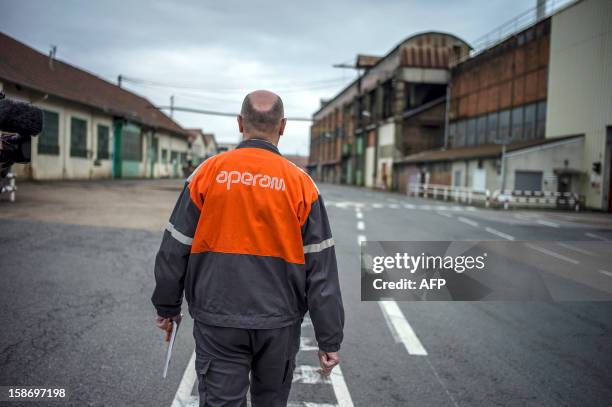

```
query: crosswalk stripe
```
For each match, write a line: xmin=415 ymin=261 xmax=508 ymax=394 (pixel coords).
xmin=293 ymin=365 xmax=330 ymax=385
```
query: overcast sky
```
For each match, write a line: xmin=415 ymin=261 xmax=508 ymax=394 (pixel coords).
xmin=1 ymin=0 xmax=537 ymax=155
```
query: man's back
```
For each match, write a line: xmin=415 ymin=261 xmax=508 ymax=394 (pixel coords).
xmin=184 ymin=138 xmax=321 ymax=329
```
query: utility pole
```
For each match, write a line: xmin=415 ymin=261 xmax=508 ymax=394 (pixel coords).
xmin=170 ymin=95 xmax=175 ymax=118
xmin=333 ymin=62 xmax=363 ymax=186
xmin=117 ymin=74 xmax=122 ymax=88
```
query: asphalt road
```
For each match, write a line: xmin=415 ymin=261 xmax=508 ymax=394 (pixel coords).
xmin=1 ymin=181 xmax=612 ymax=406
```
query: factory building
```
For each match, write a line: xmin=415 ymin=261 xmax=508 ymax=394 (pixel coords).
xmin=310 ymin=0 xmax=612 ymax=210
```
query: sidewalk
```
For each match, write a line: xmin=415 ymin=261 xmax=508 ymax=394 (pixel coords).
xmin=0 ymin=178 xmax=184 ymax=231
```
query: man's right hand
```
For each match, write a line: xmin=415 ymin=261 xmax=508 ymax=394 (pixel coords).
xmin=318 ymin=350 xmax=340 ymax=377
xmin=155 ymin=314 xmax=182 ymax=342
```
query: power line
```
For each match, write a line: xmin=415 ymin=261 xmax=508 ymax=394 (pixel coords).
xmin=122 ymin=75 xmax=349 ymax=93
xmin=156 ymin=105 xmax=312 ymax=122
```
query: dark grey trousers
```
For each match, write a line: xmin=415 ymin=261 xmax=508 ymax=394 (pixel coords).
xmin=193 ymin=321 xmax=301 ymax=407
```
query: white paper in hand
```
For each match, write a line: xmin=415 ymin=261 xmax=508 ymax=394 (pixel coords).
xmin=162 ymin=320 xmax=179 ymax=379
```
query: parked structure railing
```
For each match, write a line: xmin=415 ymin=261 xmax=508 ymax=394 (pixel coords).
xmin=408 ymin=183 xmax=580 ymax=211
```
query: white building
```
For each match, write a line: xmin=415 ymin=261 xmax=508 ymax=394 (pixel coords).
xmin=0 ymin=32 xmax=190 ymax=180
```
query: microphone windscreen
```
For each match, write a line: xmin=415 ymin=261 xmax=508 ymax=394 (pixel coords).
xmin=0 ymin=99 xmax=43 ymax=136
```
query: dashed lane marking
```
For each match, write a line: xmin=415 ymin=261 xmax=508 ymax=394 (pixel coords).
xmin=599 ymin=270 xmax=612 ymax=278
xmin=536 ymin=219 xmax=560 ymax=228
xmin=357 ymin=235 xmax=366 ymax=245
xmin=457 ymin=216 xmax=479 ymax=227
xmin=485 ymin=227 xmax=515 ymax=241
xmin=556 ymin=242 xmax=595 ymax=256
xmin=357 ymin=221 xmax=365 ymax=231
xmin=525 ymin=243 xmax=579 ymax=265
xmin=437 ymin=212 xmax=453 ymax=218
xmin=355 ymin=211 xmax=363 ymax=219
xmin=379 ymin=300 xmax=427 ymax=356
xmin=585 ymin=232 xmax=608 ymax=241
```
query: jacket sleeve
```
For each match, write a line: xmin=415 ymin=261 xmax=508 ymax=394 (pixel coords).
xmin=302 ymin=194 xmax=345 ymax=352
xmin=151 ymin=177 xmax=202 ymax=318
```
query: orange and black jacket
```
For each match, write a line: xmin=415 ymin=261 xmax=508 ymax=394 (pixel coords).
xmin=152 ymin=138 xmax=344 ymax=352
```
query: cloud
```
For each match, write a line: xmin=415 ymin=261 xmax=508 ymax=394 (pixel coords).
xmin=0 ymin=0 xmax=535 ymax=154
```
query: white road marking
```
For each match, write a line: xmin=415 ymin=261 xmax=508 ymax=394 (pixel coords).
xmin=171 ymin=350 xmax=198 ymax=407
xmin=599 ymin=270 xmax=612 ymax=278
xmin=418 ymin=205 xmax=432 ymax=210
xmin=389 ymin=204 xmax=400 ymax=209
xmin=436 ymin=205 xmax=448 ymax=211
xmin=355 ymin=211 xmax=363 ymax=219
xmin=329 ymin=365 xmax=354 ymax=407
xmin=372 ymin=203 xmax=383 ymax=209
xmin=293 ymin=365 xmax=330 ymax=384
xmin=403 ymin=203 xmax=415 ymax=209
xmin=585 ymin=232 xmax=608 ymax=241
xmin=424 ymin=358 xmax=460 ymax=407
xmin=356 ymin=221 xmax=365 ymax=231
xmin=357 ymin=235 xmax=366 ymax=245
xmin=300 ymin=337 xmax=319 ymax=351
xmin=556 ymin=242 xmax=595 ymax=256
xmin=485 ymin=227 xmax=515 ymax=241
xmin=457 ymin=216 xmax=478 ymax=227
xmin=378 ymin=300 xmax=427 ymax=356
xmin=437 ymin=212 xmax=453 ymax=218
xmin=536 ymin=219 xmax=560 ymax=228
xmin=466 ymin=206 xmax=477 ymax=212
xmin=525 ymin=243 xmax=579 ymax=265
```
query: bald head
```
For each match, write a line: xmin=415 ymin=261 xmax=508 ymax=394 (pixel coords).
xmin=238 ymin=90 xmax=286 ymax=143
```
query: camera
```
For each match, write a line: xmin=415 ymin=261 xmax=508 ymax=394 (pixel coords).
xmin=0 ymin=92 xmax=44 ymax=178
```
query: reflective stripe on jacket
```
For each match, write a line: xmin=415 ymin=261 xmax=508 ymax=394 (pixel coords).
xmin=152 ymin=138 xmax=344 ymax=352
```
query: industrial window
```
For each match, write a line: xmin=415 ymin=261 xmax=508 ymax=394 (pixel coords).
xmin=449 ymin=123 xmax=456 ymax=145
xmin=498 ymin=109 xmax=511 ymax=143
xmin=356 ymin=136 xmax=364 ymax=155
xmin=121 ymin=128 xmax=142 ymax=161
xmin=382 ymin=81 xmax=394 ymax=119
xmin=161 ymin=149 xmax=168 ymax=164
xmin=511 ymin=106 xmax=524 ymax=142
xmin=96 ymin=125 xmax=110 ymax=160
xmin=151 ymin=136 xmax=159 ymax=163
xmin=179 ymin=152 xmax=187 ymax=164
xmin=70 ymin=117 xmax=88 ymax=158
xmin=487 ymin=112 xmax=499 ymax=143
xmin=368 ymin=89 xmax=376 ymax=121
xmin=476 ymin=116 xmax=487 ymax=145
xmin=536 ymin=101 xmax=546 ymax=138
xmin=455 ymin=120 xmax=467 ymax=147
xmin=523 ymin=103 xmax=537 ymax=140
xmin=466 ymin=118 xmax=477 ymax=146
xmin=514 ymin=170 xmax=542 ymax=192
xmin=39 ymin=110 xmax=60 ymax=155
xmin=170 ymin=151 xmax=178 ymax=163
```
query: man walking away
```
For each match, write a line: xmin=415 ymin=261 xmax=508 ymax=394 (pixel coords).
xmin=152 ymin=90 xmax=345 ymax=407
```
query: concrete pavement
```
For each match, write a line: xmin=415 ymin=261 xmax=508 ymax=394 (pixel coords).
xmin=1 ymin=180 xmax=611 ymax=406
